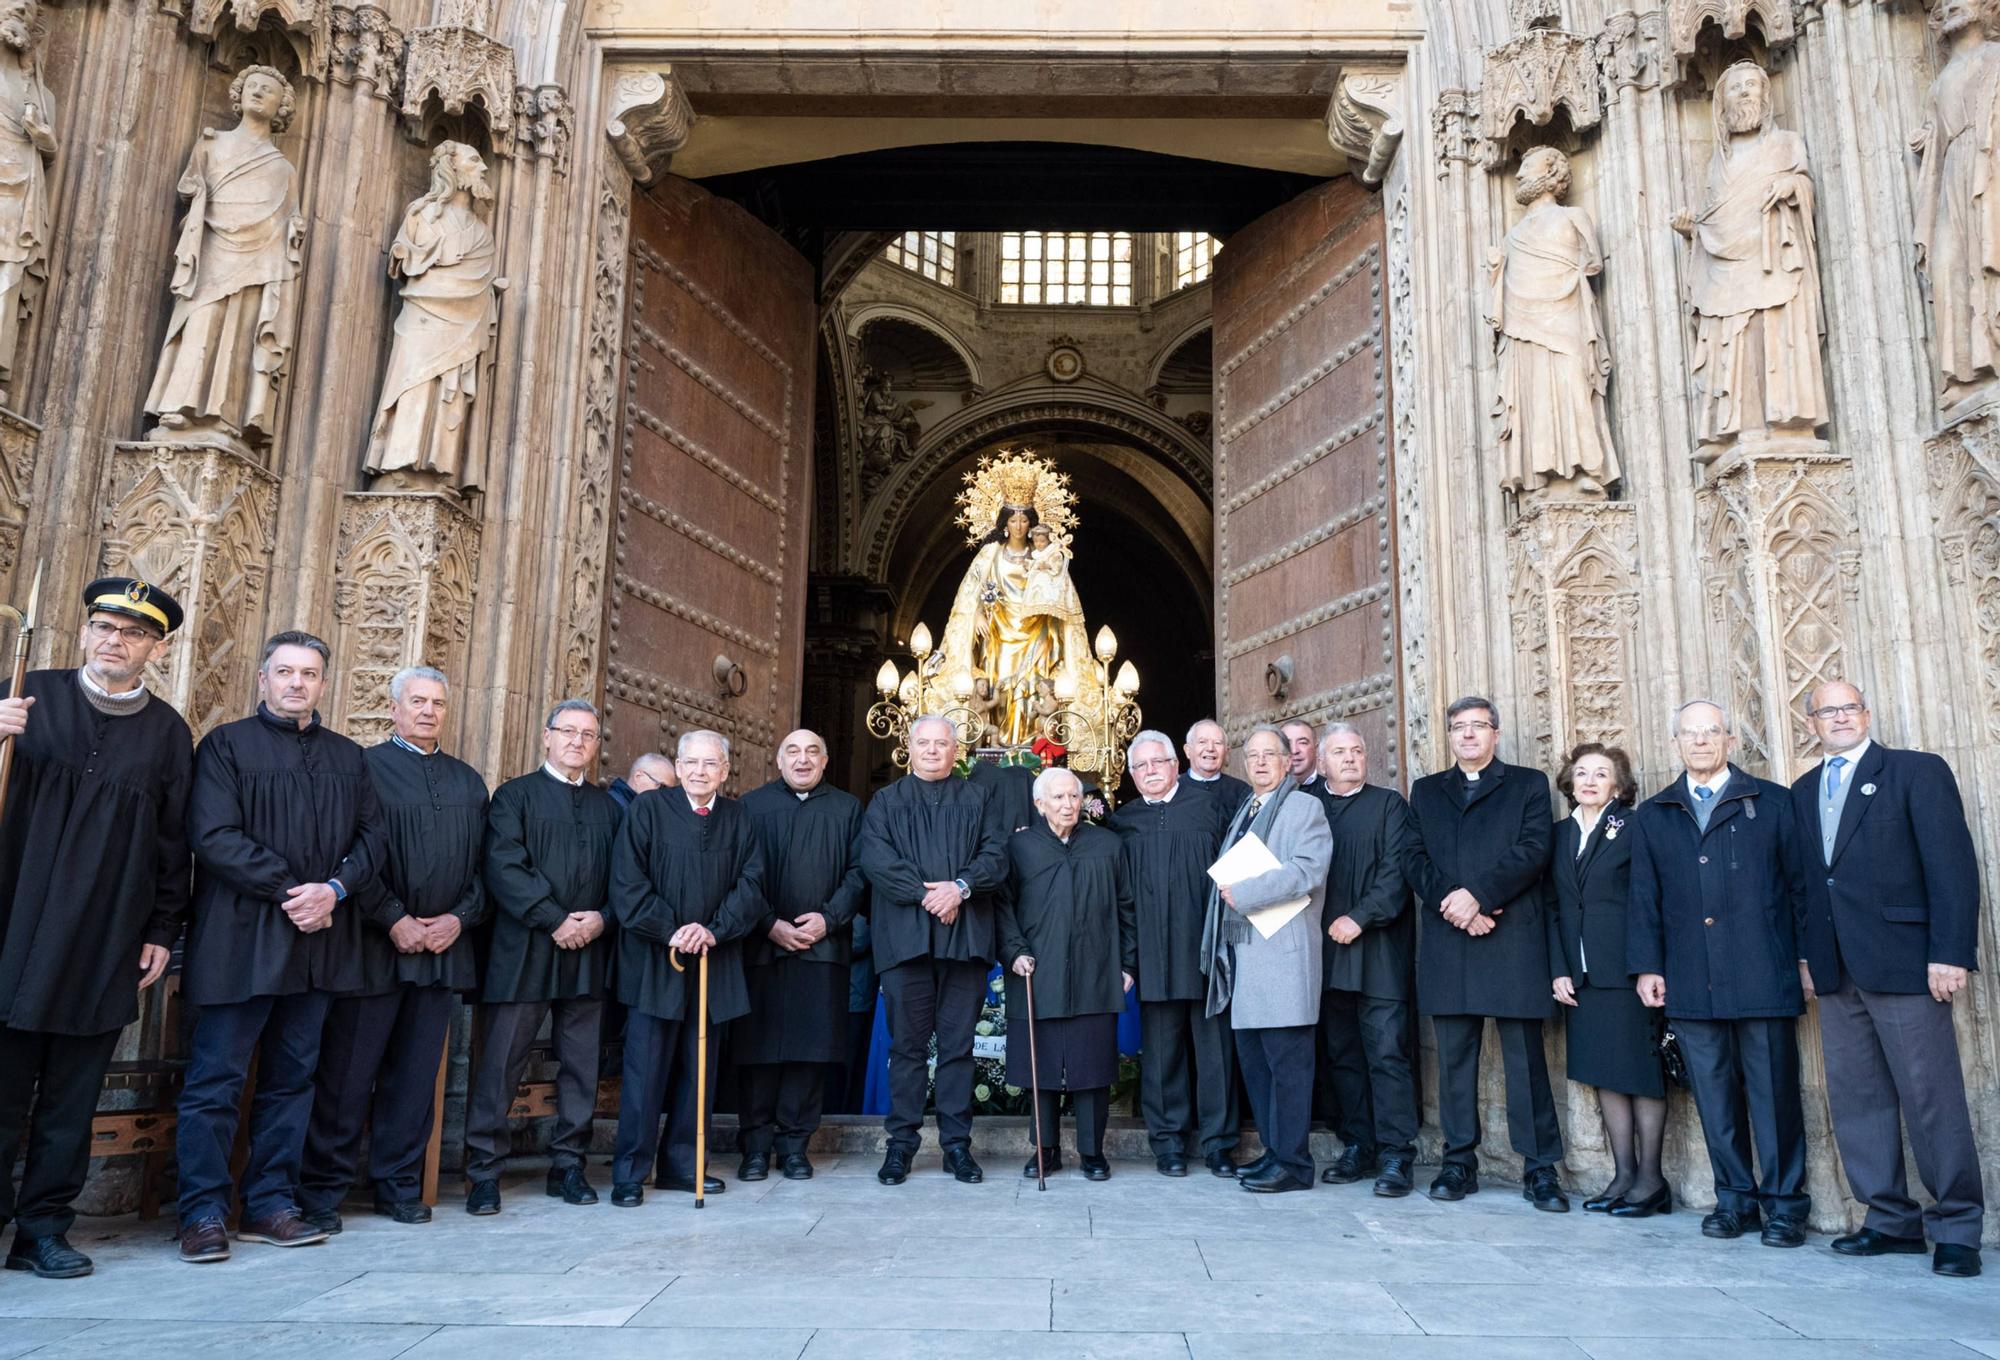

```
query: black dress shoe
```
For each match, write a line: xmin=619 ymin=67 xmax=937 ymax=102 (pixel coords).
xmin=1373 ymin=1153 xmax=1415 ymax=1198
xmin=1524 ymin=1168 xmax=1570 ymax=1213
xmin=1831 ymin=1227 xmax=1925 ymax=1256
xmin=373 ymin=1199 xmax=431 ymax=1225
xmin=547 ymin=1165 xmax=599 ymax=1205
xmin=1761 ymin=1216 xmax=1807 ymax=1248
xmin=610 ymin=1182 xmax=644 ymax=1208
xmin=1428 ymin=1164 xmax=1478 ymax=1201
xmin=1240 ymin=1164 xmax=1312 ymax=1194
xmin=660 ymin=1174 xmax=726 ymax=1195
xmin=464 ymin=1180 xmax=501 ymax=1215
xmin=299 ymin=1207 xmax=344 ymax=1235
xmin=1702 ymin=1207 xmax=1760 ymax=1239
xmin=781 ymin=1153 xmax=814 ymax=1180
xmin=1607 ymin=1184 xmax=1672 ymax=1218
xmin=5 ymin=1233 xmax=92 ymax=1279
xmin=942 ymin=1146 xmax=984 ymax=1183
xmin=1023 ymin=1149 xmax=1064 ymax=1178
xmin=1237 ymin=1151 xmax=1277 ymax=1179
xmin=1079 ymin=1155 xmax=1111 ymax=1181
xmin=1934 ymin=1243 xmax=1983 ymax=1278
xmin=1155 ymin=1152 xmax=1189 ymax=1177
xmin=1205 ymin=1150 xmax=1242 ymax=1178
xmin=1321 ymin=1144 xmax=1378 ymax=1185
xmin=1583 ymin=1185 xmax=1627 ymax=1213
xmin=878 ymin=1148 xmax=911 ymax=1185
xmin=738 ymin=1153 xmax=770 ymax=1182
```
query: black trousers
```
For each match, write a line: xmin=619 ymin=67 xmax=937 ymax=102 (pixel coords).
xmin=1138 ymin=998 xmax=1239 ymax=1157
xmin=1033 ymin=1086 xmax=1108 ymax=1157
xmin=1432 ymin=1014 xmax=1563 ymax=1174
xmin=879 ymin=957 xmax=987 ymax=1153
xmin=1236 ymin=1024 xmax=1315 ymax=1184
xmin=741 ymin=1062 xmax=825 ymax=1158
xmin=177 ymin=990 xmax=334 ymax=1224
xmin=612 ymin=1011 xmax=717 ymax=1186
xmin=0 ymin=1025 xmax=121 ymax=1238
xmin=463 ymin=996 xmax=602 ymax=1183
xmin=1321 ymin=989 xmax=1419 ymax=1158
xmin=1676 ymin=1015 xmax=1809 ymax=1221
xmin=299 ymin=986 xmax=455 ymax=1212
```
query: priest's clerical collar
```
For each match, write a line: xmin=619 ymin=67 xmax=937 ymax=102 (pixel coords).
xmin=391 ymin=733 xmax=439 ymax=757
xmin=541 ymin=760 xmax=585 ymax=787
xmin=1457 ymin=759 xmax=1494 ymax=782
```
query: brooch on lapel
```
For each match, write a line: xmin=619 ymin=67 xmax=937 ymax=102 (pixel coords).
xmin=1603 ymin=816 xmax=1623 ymax=841
xmin=1860 ymin=783 xmax=1876 ymax=796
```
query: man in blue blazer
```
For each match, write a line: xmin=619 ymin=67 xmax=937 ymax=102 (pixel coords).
xmin=1630 ymin=699 xmax=1810 ymax=1248
xmin=1790 ymin=681 xmax=1983 ymax=1278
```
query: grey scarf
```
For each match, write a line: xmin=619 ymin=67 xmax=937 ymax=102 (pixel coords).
xmin=1202 ymin=775 xmax=1298 ymax=1018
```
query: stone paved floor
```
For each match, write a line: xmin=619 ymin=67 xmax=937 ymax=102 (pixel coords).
xmin=2 ymin=1155 xmax=1997 ymax=1359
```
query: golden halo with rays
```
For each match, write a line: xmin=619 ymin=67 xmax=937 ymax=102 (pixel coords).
xmin=953 ymin=449 xmax=1077 ymax=547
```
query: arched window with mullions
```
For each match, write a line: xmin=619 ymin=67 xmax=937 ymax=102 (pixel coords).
xmin=998 ymin=231 xmax=1134 ymax=306
xmin=1172 ymin=231 xmax=1217 ymax=290
xmin=882 ymin=231 xmax=957 ymax=287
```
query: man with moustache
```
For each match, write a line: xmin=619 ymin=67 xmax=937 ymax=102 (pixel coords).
xmin=176 ymin=631 xmax=387 ymax=1261
xmin=298 ymin=666 xmax=487 ymax=1232
xmin=608 ymin=729 xmax=766 ymax=1204
xmin=1110 ymin=729 xmax=1239 ymax=1177
xmin=1789 ymin=682 xmax=1983 ymax=1276
xmin=1183 ymin=719 xmax=1250 ymax=815
xmin=0 ymin=578 xmax=190 ymax=1279
xmin=463 ymin=698 xmax=618 ymax=1215
xmin=736 ymin=729 xmax=864 ymax=1181
xmin=857 ymin=715 xmax=1009 ymax=1186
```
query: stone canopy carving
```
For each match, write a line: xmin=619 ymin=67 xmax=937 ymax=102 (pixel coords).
xmin=186 ymin=0 xmax=333 ymax=81
xmin=0 ymin=0 xmax=54 ymax=407
xmin=1488 ymin=147 xmax=1620 ymax=498
xmin=1599 ymin=9 xmax=1666 ymax=98
xmin=401 ymin=20 xmax=515 ymax=142
xmin=1481 ymin=28 xmax=1602 ymax=166
xmin=1666 ymin=0 xmax=1796 ymax=83
xmin=331 ymin=3 xmax=401 ymax=98
xmin=605 ymin=66 xmax=694 ymax=185
xmin=1672 ymin=60 xmax=1828 ymax=463
xmin=1911 ymin=0 xmax=2000 ymax=422
xmin=1431 ymin=88 xmax=1481 ymax=175
xmin=1325 ymin=69 xmax=1404 ymax=188
xmin=144 ymin=64 xmax=304 ymax=456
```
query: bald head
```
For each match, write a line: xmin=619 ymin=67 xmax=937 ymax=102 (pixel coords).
xmin=626 ymin=752 xmax=676 ymax=793
xmin=777 ymin=727 xmax=830 ymax=792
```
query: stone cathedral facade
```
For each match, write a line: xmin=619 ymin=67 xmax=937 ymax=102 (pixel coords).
xmin=10 ymin=0 xmax=1998 ymax=1235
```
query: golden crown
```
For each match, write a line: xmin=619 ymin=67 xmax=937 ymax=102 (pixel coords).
xmin=954 ymin=449 xmax=1077 ymax=546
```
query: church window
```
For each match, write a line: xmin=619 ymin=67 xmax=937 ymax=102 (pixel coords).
xmin=883 ymin=231 xmax=957 ymax=287
xmin=1172 ymin=232 xmax=1216 ymax=290
xmin=998 ymin=231 xmax=1134 ymax=306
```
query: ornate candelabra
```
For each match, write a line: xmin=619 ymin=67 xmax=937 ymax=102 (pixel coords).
xmin=867 ymin=622 xmax=985 ymax=769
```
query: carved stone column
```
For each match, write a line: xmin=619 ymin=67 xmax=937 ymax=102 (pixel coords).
xmin=96 ymin=442 xmax=280 ymax=737
xmin=330 ymin=491 xmax=480 ymax=743
xmin=0 ymin=408 xmax=37 ymax=597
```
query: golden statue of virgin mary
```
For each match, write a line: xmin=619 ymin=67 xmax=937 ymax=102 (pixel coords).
xmin=935 ymin=450 xmax=1095 ymax=748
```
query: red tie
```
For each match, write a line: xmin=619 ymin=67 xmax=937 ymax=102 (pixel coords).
xmin=695 ymin=806 xmax=709 ymax=816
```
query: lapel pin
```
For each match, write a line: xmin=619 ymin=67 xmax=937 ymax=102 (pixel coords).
xmin=1860 ymin=783 xmax=1876 ymax=796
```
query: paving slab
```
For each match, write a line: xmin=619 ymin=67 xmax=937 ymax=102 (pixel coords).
xmin=1052 ymin=1279 xmax=1418 ymax=1334
xmin=799 ymin=1330 xmax=1191 ymax=1359
xmin=1719 ymin=1285 xmax=2000 ymax=1339
xmin=1386 ymin=1282 xmax=1799 ymax=1338
xmin=0 ymin=1319 xmax=102 ymax=1360
xmin=398 ymin=1323 xmax=814 ymax=1358
xmin=2 ymin=1319 xmax=439 ymax=1359
xmin=282 ymin=1270 xmax=673 ymax=1327
xmin=627 ymin=1272 xmax=1053 ymax=1330
xmin=1187 ymin=1338 xmax=1591 ymax=1360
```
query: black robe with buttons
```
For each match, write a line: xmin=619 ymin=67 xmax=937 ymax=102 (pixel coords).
xmin=997 ymin=821 xmax=1137 ymax=1022
xmin=856 ymin=771 xmax=1009 ymax=972
xmin=351 ymin=740 xmax=489 ymax=995
xmin=184 ymin=705 xmax=388 ymax=1006
xmin=1188 ymin=770 xmax=1252 ymax=816
xmin=0 ymin=670 xmax=192 ymax=1035
xmin=736 ymin=779 xmax=865 ymax=1064
xmin=1317 ymin=783 xmax=1417 ymax=1000
xmin=1107 ymin=781 xmax=1229 ymax=1003
xmin=480 ymin=769 xmax=618 ymax=1004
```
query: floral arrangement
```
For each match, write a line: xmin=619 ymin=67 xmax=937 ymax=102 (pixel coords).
xmin=1080 ymin=790 xmax=1109 ymax=825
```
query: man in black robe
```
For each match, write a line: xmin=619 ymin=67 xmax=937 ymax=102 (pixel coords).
xmin=608 ymin=728 xmax=766 ymax=1204
xmin=857 ymin=714 xmax=1008 ymax=1186
xmin=176 ymin=631 xmax=387 ymax=1263
xmin=298 ymin=665 xmax=487 ymax=1231
xmin=0 ymin=577 xmax=190 ymax=1279
xmin=462 ymin=698 xmax=617 ymax=1215
xmin=1311 ymin=725 xmax=1421 ymax=1197
xmin=1182 ymin=718 xmax=1251 ymax=814
xmin=1407 ymin=695 xmax=1566 ymax=1211
xmin=737 ymin=728 xmax=864 ymax=1181
xmin=968 ymin=753 xmax=1037 ymax=835
xmin=1109 ymin=729 xmax=1239 ymax=1178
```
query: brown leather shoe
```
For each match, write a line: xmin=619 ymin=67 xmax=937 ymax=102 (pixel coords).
xmin=177 ymin=1217 xmax=231 ymax=1264
xmin=235 ymin=1208 xmax=330 ymax=1247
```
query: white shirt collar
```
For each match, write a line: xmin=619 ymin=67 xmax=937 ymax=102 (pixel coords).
xmin=1144 ymin=781 xmax=1180 ymax=806
xmin=1187 ymin=770 xmax=1220 ymax=782
xmin=542 ymin=761 xmax=585 ymax=787
xmin=77 ymin=667 xmax=144 ymax=701
xmin=1571 ymin=804 xmax=1605 ymax=854
xmin=1823 ymin=739 xmax=1871 ymax=774
xmin=686 ymin=791 xmax=716 ymax=813
xmin=1331 ymin=782 xmax=1365 ymax=798
xmin=1685 ymin=768 xmax=1731 ymax=800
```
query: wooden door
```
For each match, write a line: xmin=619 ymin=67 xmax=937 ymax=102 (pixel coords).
xmin=1210 ymin=179 xmax=1404 ymax=782
xmin=602 ymin=175 xmax=814 ymax=790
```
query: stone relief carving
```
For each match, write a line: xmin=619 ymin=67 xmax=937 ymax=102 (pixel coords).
xmin=1508 ymin=501 xmax=1641 ymax=773
xmin=1480 ymin=28 xmax=1602 ymax=165
xmin=1509 ymin=0 xmax=1563 ymax=29
xmin=143 ymin=65 xmax=304 ymax=457
xmin=0 ymin=406 xmax=35 ymax=587
xmin=186 ymin=0 xmax=332 ymax=80
xmin=515 ymin=83 xmax=571 ymax=172
xmin=1431 ymin=88 xmax=1481 ymax=176
xmin=1326 ymin=69 xmax=1405 ymax=187
xmin=1926 ymin=411 xmax=2000 ymax=744
xmin=1599 ymin=9 xmax=1667 ymax=97
xmin=331 ymin=3 xmax=401 ymax=98
xmin=853 ymin=365 xmax=928 ymax=492
xmin=1666 ymin=0 xmax=1796 ymax=81
xmin=364 ymin=141 xmax=504 ymax=496
xmin=0 ymin=1 xmax=52 ymax=408
xmin=332 ymin=491 xmax=479 ymax=743
xmin=1911 ymin=0 xmax=2000 ymax=423
xmin=1487 ymin=147 xmax=1620 ymax=498
xmin=401 ymin=20 xmax=515 ymax=142
xmin=1672 ymin=60 xmax=1828 ymax=464
xmin=605 ymin=66 xmax=693 ymax=185
xmin=1387 ymin=180 xmax=1428 ymax=779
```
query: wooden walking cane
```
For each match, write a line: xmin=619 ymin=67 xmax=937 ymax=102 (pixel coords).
xmin=0 ymin=563 xmax=43 ymax=823
xmin=669 ymin=945 xmax=710 ymax=1209
xmin=1025 ymin=966 xmax=1045 ymax=1192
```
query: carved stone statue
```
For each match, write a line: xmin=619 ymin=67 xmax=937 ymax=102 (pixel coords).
xmin=1672 ymin=60 xmax=1828 ymax=461
xmin=0 ymin=0 xmax=52 ymax=406
xmin=1912 ymin=0 xmax=2000 ymax=418
xmin=365 ymin=141 xmax=505 ymax=494
xmin=144 ymin=65 xmax=304 ymax=454
xmin=1486 ymin=146 xmax=1620 ymax=497
xmin=855 ymin=366 xmax=928 ymax=485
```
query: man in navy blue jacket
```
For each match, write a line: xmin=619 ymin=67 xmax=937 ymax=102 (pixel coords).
xmin=1790 ymin=681 xmax=1982 ymax=1278
xmin=1630 ymin=699 xmax=1809 ymax=1248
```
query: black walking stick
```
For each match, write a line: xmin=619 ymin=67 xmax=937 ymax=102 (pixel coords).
xmin=1025 ymin=965 xmax=1046 ymax=1192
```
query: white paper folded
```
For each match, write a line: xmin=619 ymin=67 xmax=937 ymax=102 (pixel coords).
xmin=1206 ymin=832 xmax=1310 ymax=940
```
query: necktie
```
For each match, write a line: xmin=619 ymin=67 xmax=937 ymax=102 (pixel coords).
xmin=1248 ymin=797 xmax=1263 ymax=815
xmin=1826 ymin=755 xmax=1847 ymax=799
xmin=1694 ymin=785 xmax=1714 ymax=803
xmin=695 ymin=806 xmax=710 ymax=817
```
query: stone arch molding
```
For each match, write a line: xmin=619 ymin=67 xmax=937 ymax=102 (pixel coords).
xmin=845 ymin=303 xmax=984 ymax=390
xmin=1145 ymin=317 xmax=1214 ymax=393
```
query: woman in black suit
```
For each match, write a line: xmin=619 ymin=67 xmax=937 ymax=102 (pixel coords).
xmin=1547 ymin=743 xmax=1668 ymax=1217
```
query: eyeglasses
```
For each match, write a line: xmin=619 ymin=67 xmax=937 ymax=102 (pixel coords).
xmin=86 ymin=619 xmax=159 ymax=644
xmin=1676 ymin=725 xmax=1726 ymax=740
xmin=548 ymin=725 xmax=600 ymax=742
xmin=1809 ymin=703 xmax=1865 ymax=720
xmin=1447 ymin=721 xmax=1495 ymax=735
